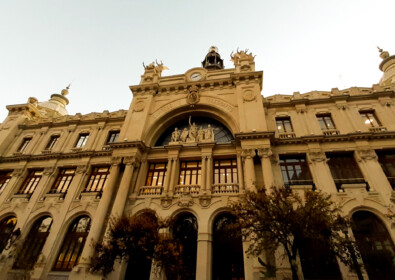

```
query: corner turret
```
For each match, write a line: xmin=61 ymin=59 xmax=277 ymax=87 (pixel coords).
xmin=378 ymin=47 xmax=395 ymax=86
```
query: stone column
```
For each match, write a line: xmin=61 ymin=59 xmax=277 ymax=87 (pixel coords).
xmin=242 ymin=149 xmax=256 ymax=191
xmin=206 ymin=155 xmax=213 ymax=194
xmin=307 ymin=151 xmax=337 ymax=193
xmin=236 ymin=152 xmax=245 ymax=192
xmin=200 ymin=156 xmax=207 ymax=193
xmin=133 ymin=157 xmax=148 ymax=195
xmin=163 ymin=157 xmax=173 ymax=194
xmin=355 ymin=149 xmax=393 ymax=201
xmin=195 ymin=232 xmax=212 ymax=280
xmin=169 ymin=156 xmax=179 ymax=194
xmin=110 ymin=157 xmax=137 ymax=218
xmin=258 ymin=148 xmax=274 ymax=190
xmin=71 ymin=157 xmax=121 ymax=274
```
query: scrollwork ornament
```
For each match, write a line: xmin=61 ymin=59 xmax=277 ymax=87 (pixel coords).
xmin=76 ymin=165 xmax=87 ymax=174
xmin=308 ymin=152 xmax=327 ymax=163
xmin=356 ymin=149 xmax=377 ymax=162
xmin=257 ymin=148 xmax=273 ymax=158
xmin=241 ymin=149 xmax=255 ymax=159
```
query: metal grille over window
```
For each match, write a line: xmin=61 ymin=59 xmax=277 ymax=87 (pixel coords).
xmin=106 ymin=130 xmax=120 ymax=144
xmin=17 ymin=137 xmax=32 ymax=153
xmin=280 ymin=156 xmax=314 ymax=188
xmin=212 ymin=159 xmax=239 ymax=193
xmin=75 ymin=133 xmax=89 ymax=148
xmin=53 ymin=216 xmax=91 ymax=271
xmin=45 ymin=135 xmax=59 ymax=150
xmin=17 ymin=170 xmax=43 ymax=195
xmin=0 ymin=171 xmax=12 ymax=194
xmin=13 ymin=216 xmax=52 ymax=270
xmin=49 ymin=168 xmax=76 ymax=194
xmin=84 ymin=166 xmax=110 ymax=193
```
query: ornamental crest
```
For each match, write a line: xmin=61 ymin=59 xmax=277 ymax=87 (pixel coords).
xmin=187 ymin=85 xmax=200 ymax=105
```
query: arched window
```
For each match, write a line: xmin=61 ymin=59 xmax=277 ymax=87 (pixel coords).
xmin=352 ymin=211 xmax=395 ymax=280
xmin=124 ymin=212 xmax=159 ymax=280
xmin=172 ymin=212 xmax=198 ymax=280
xmin=0 ymin=216 xmax=17 ymax=254
xmin=53 ymin=215 xmax=91 ymax=271
xmin=13 ymin=216 xmax=52 ymax=270
xmin=212 ymin=213 xmax=244 ymax=280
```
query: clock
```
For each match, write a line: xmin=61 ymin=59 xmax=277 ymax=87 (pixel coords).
xmin=190 ymin=72 xmax=202 ymax=81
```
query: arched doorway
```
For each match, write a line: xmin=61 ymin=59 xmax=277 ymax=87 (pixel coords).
xmin=351 ymin=211 xmax=395 ymax=280
xmin=124 ymin=211 xmax=159 ymax=280
xmin=172 ymin=212 xmax=198 ymax=280
xmin=212 ymin=213 xmax=245 ymax=280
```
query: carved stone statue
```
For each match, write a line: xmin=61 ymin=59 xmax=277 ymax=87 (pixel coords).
xmin=171 ymin=127 xmax=180 ymax=142
xmin=197 ymin=127 xmax=204 ymax=142
xmin=204 ymin=124 xmax=215 ymax=141
xmin=180 ymin=128 xmax=189 ymax=142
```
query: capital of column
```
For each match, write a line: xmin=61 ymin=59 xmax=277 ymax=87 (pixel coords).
xmin=124 ymin=156 xmax=139 ymax=166
xmin=12 ymin=168 xmax=24 ymax=178
xmin=76 ymin=165 xmax=88 ymax=174
xmin=355 ymin=149 xmax=377 ymax=162
xmin=307 ymin=151 xmax=327 ymax=164
xmin=43 ymin=167 xmax=55 ymax=177
xmin=110 ymin=156 xmax=122 ymax=166
xmin=257 ymin=148 xmax=272 ymax=158
xmin=241 ymin=149 xmax=255 ymax=159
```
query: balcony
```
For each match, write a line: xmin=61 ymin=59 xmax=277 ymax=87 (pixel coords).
xmin=212 ymin=183 xmax=239 ymax=194
xmin=284 ymin=179 xmax=315 ymax=190
xmin=279 ymin=132 xmax=296 ymax=139
xmin=175 ymin=185 xmax=200 ymax=195
xmin=334 ymin=178 xmax=369 ymax=192
xmin=369 ymin=126 xmax=387 ymax=133
xmin=323 ymin=129 xmax=340 ymax=136
xmin=139 ymin=186 xmax=163 ymax=196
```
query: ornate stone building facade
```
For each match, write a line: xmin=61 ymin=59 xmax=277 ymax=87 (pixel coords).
xmin=0 ymin=47 xmax=395 ymax=280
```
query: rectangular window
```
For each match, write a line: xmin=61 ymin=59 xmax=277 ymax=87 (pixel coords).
xmin=316 ymin=114 xmax=336 ymax=130
xmin=84 ymin=166 xmax=110 ymax=192
xmin=279 ymin=155 xmax=313 ymax=186
xmin=0 ymin=171 xmax=12 ymax=194
xmin=49 ymin=168 xmax=76 ymax=194
xmin=75 ymin=133 xmax=89 ymax=148
xmin=178 ymin=161 xmax=201 ymax=185
xmin=106 ymin=130 xmax=120 ymax=144
xmin=17 ymin=170 xmax=43 ymax=195
xmin=17 ymin=137 xmax=32 ymax=153
xmin=359 ymin=111 xmax=381 ymax=128
xmin=213 ymin=159 xmax=238 ymax=184
xmin=145 ymin=163 xmax=167 ymax=186
xmin=377 ymin=150 xmax=395 ymax=190
xmin=46 ymin=135 xmax=59 ymax=150
xmin=326 ymin=153 xmax=366 ymax=190
xmin=276 ymin=117 xmax=293 ymax=133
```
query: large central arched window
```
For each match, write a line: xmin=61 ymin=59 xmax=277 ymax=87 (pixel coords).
xmin=155 ymin=117 xmax=234 ymax=146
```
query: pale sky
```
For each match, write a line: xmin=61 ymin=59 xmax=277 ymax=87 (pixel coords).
xmin=1 ymin=0 xmax=394 ymax=121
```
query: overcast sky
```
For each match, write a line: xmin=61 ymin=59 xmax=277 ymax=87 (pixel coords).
xmin=1 ymin=0 xmax=394 ymax=121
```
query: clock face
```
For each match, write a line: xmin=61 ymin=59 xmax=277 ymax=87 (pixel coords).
xmin=190 ymin=72 xmax=202 ymax=81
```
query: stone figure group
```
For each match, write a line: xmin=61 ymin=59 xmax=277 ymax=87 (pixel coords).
xmin=171 ymin=123 xmax=215 ymax=143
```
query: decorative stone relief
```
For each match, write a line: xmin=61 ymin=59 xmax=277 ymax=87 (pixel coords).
xmin=76 ymin=165 xmax=87 ymax=174
xmin=241 ymin=149 xmax=255 ymax=159
xmin=43 ymin=167 xmax=55 ymax=177
xmin=186 ymin=85 xmax=200 ymax=106
xmin=133 ymin=101 xmax=145 ymax=112
xmin=177 ymin=196 xmax=194 ymax=207
xmin=242 ymin=90 xmax=256 ymax=102
xmin=199 ymin=195 xmax=211 ymax=207
xmin=257 ymin=148 xmax=272 ymax=158
xmin=12 ymin=169 xmax=24 ymax=177
xmin=170 ymin=116 xmax=214 ymax=144
xmin=111 ymin=156 xmax=122 ymax=165
xmin=160 ymin=196 xmax=172 ymax=209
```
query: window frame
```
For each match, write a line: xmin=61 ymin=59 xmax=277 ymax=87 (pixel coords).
xmin=0 ymin=170 xmax=12 ymax=194
xmin=178 ymin=161 xmax=202 ymax=185
xmin=17 ymin=170 xmax=43 ymax=195
xmin=106 ymin=130 xmax=120 ymax=144
xmin=0 ymin=216 xmax=17 ymax=254
xmin=17 ymin=137 xmax=32 ymax=153
xmin=275 ymin=117 xmax=294 ymax=133
xmin=145 ymin=162 xmax=167 ymax=187
xmin=49 ymin=168 xmax=76 ymax=194
xmin=75 ymin=133 xmax=89 ymax=148
xmin=213 ymin=159 xmax=238 ymax=184
xmin=45 ymin=135 xmax=60 ymax=150
xmin=316 ymin=114 xmax=336 ymax=130
xmin=359 ymin=110 xmax=381 ymax=128
xmin=279 ymin=155 xmax=313 ymax=187
xmin=84 ymin=166 xmax=110 ymax=193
